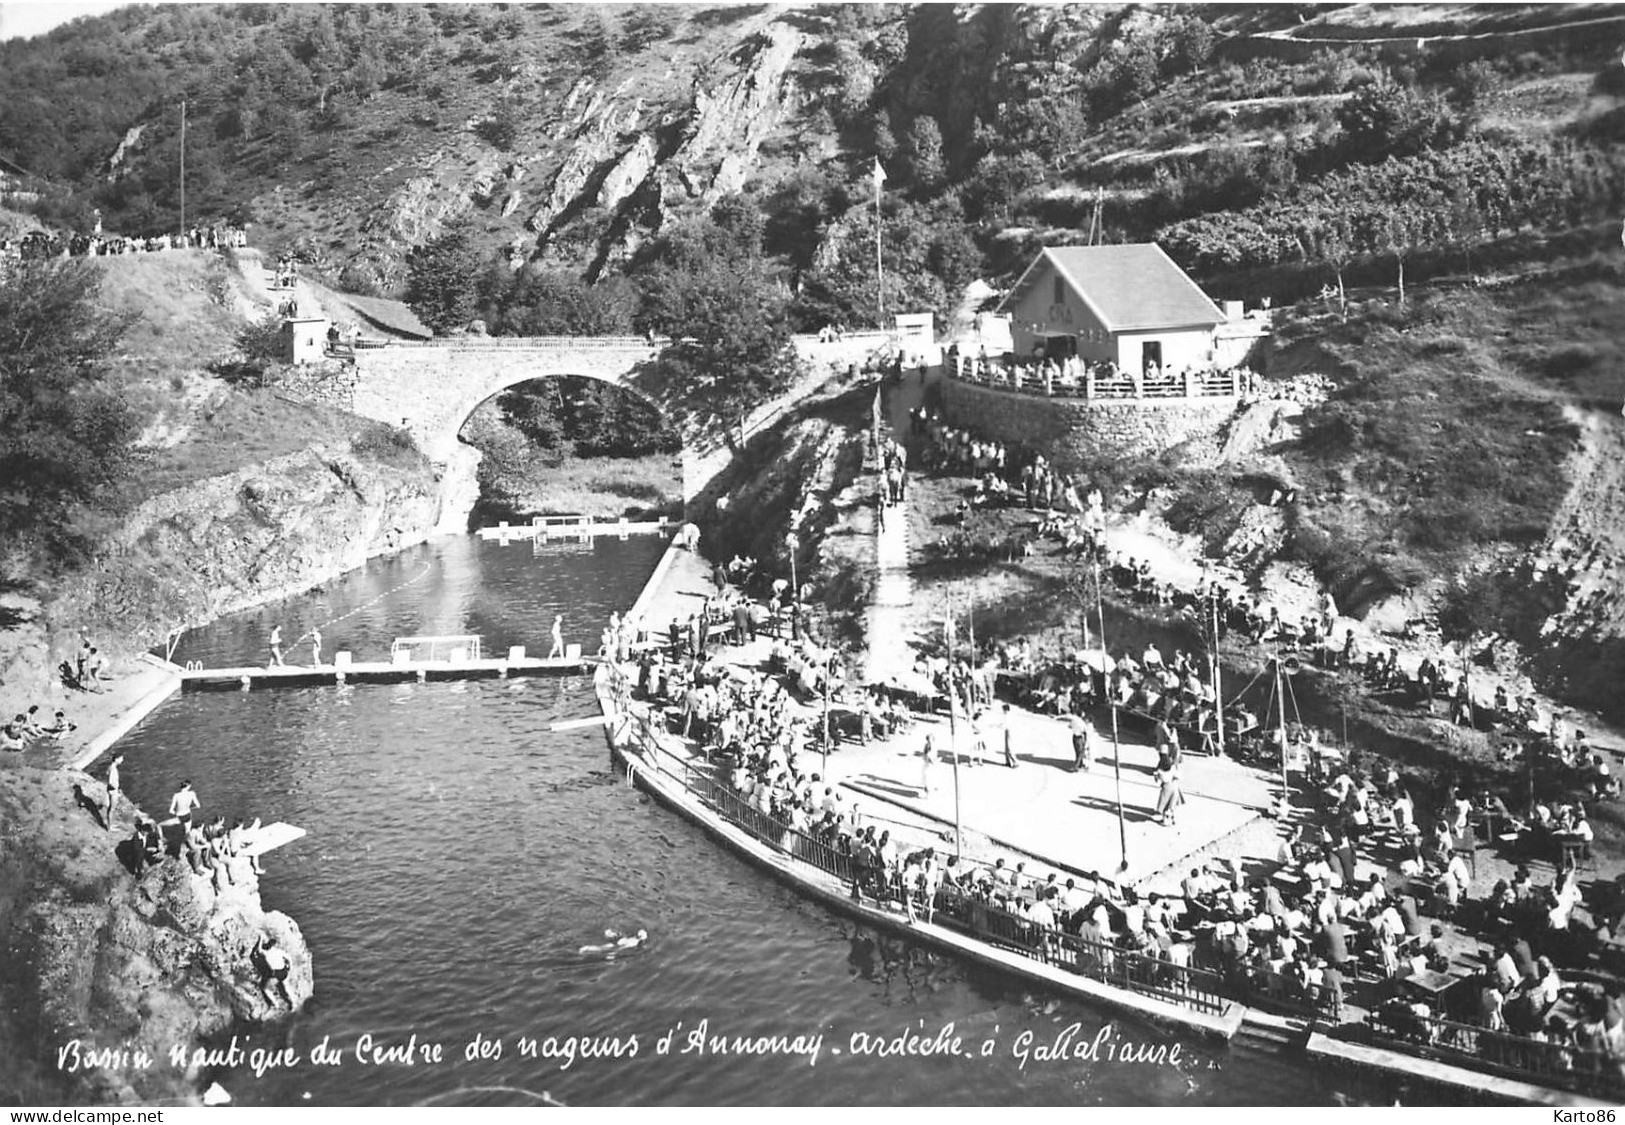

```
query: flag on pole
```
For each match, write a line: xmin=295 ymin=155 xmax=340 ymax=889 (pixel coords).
xmin=871 ymin=158 xmax=887 ymax=190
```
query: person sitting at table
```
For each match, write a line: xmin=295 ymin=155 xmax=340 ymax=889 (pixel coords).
xmin=1414 ymin=922 xmax=1447 ymax=973
xmin=1275 ymin=825 xmax=1304 ymax=871
xmin=1484 ymin=879 xmax=1517 ymax=930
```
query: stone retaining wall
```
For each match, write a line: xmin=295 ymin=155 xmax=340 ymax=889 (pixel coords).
xmin=940 ymin=377 xmax=1238 ymax=468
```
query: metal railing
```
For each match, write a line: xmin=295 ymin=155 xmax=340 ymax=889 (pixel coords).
xmin=946 ymin=358 xmax=1242 ymax=401
xmin=377 ymin=335 xmax=658 ymax=350
xmin=653 ymin=750 xmax=1230 ymax=1018
xmin=1365 ymin=1009 xmax=1625 ymax=1099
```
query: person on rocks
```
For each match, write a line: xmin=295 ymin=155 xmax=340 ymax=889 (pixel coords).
xmin=104 ymin=754 xmax=124 ymax=828
xmin=255 ymin=935 xmax=293 ymax=1008
xmin=169 ymin=780 xmax=201 ymax=834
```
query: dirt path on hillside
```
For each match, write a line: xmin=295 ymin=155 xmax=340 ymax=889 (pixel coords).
xmin=1540 ymin=406 xmax=1625 ymax=639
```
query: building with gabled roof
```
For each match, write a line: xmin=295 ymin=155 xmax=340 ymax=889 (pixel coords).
xmin=998 ymin=243 xmax=1228 ymax=377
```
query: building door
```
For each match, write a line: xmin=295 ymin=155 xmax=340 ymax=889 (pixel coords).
xmin=1044 ymin=334 xmax=1077 ymax=358
xmin=1141 ymin=341 xmax=1163 ymax=377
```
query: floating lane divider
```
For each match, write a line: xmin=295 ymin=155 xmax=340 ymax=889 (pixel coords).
xmin=179 ymin=654 xmax=598 ymax=692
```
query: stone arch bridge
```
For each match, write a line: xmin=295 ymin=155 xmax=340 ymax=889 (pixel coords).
xmin=342 ymin=332 xmax=907 ymax=526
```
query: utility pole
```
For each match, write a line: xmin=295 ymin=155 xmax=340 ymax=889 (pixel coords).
xmin=945 ymin=610 xmax=962 ymax=857
xmin=1275 ymin=654 xmax=1291 ymax=818
xmin=1091 ymin=551 xmax=1128 ymax=874
xmin=1211 ymin=589 xmax=1226 ymax=759
xmin=179 ymin=99 xmax=187 ymax=242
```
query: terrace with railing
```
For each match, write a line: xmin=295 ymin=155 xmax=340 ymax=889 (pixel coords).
xmin=945 ymin=352 xmax=1247 ymax=401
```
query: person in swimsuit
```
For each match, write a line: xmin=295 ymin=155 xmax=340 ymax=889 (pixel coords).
xmin=256 ymin=935 xmax=292 ymax=1007
xmin=104 ymin=754 xmax=123 ymax=828
xmin=578 ymin=929 xmax=648 ymax=956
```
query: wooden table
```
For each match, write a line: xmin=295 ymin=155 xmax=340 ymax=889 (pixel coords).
xmin=1404 ymin=969 xmax=1460 ymax=998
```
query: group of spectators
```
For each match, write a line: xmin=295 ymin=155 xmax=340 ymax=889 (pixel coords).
xmin=1 ymin=221 xmax=247 ymax=263
xmin=110 ymin=775 xmax=270 ymax=890
xmin=0 ymin=704 xmax=76 ymax=751
xmin=884 ymin=361 xmax=1625 ymax=1080
xmin=942 ymin=344 xmax=1253 ymax=402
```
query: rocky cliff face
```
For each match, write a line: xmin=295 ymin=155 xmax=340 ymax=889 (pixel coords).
xmin=0 ymin=767 xmax=311 ymax=1105
xmin=354 ymin=9 xmax=813 ymax=283
xmin=51 ymin=442 xmax=442 ymax=652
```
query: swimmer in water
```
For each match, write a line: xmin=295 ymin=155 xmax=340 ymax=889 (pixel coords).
xmin=578 ymin=928 xmax=648 ymax=956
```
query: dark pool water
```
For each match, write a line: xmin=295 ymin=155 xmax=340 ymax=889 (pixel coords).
xmin=113 ymin=534 xmax=1363 ymax=1106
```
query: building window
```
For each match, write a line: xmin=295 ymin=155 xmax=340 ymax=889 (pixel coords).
xmin=1053 ymin=276 xmax=1064 ymax=306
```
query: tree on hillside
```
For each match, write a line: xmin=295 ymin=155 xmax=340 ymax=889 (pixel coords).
xmin=0 ymin=260 xmax=138 ymax=566
xmin=486 ymin=268 xmax=637 ymax=336
xmin=635 ymin=200 xmax=797 ymax=434
xmin=902 ymin=115 xmax=946 ymax=193
xmin=404 ymin=219 xmax=485 ymax=333
xmin=1295 ymin=213 xmax=1354 ymax=319
xmin=1335 ymin=80 xmax=1461 ymax=163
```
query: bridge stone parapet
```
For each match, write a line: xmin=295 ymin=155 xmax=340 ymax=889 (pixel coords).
xmin=351 ymin=337 xmax=662 ymax=464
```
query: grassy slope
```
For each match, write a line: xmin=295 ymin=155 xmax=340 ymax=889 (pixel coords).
xmin=89 ymin=250 xmax=415 ymax=500
xmin=1265 ymin=261 xmax=1619 ymax=603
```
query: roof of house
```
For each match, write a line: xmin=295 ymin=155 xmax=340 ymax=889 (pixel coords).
xmin=1001 ymin=243 xmax=1224 ymax=333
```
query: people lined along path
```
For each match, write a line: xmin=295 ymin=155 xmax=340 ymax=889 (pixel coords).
xmin=0 ymin=220 xmax=249 ymax=263
xmin=942 ymin=344 xmax=1254 ymax=401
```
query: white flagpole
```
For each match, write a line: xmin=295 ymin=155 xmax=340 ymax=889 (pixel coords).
xmin=873 ymin=158 xmax=885 ymax=329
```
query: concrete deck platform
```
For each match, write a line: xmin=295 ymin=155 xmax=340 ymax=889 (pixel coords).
xmin=619 ymin=540 xmax=1291 ymax=897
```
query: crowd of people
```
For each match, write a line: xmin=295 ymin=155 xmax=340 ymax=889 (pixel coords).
xmin=883 ymin=361 xmax=1625 ymax=1085
xmin=942 ymin=344 xmax=1254 ymax=402
xmin=1 ymin=221 xmax=248 ymax=263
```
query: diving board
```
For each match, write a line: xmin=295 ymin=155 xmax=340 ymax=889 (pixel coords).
xmin=237 ymin=821 xmax=306 ymax=858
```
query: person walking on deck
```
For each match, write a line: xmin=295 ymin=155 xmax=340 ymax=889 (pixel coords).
xmin=1002 ymin=703 xmax=1018 ymax=769
xmin=268 ymin=625 xmax=285 ymax=667
xmin=921 ymin=734 xmax=935 ymax=796
xmin=549 ymin=615 xmax=565 ymax=659
xmin=310 ymin=628 xmax=322 ymax=667
xmin=1070 ymin=713 xmax=1095 ymax=772
xmin=1153 ymin=759 xmax=1184 ymax=826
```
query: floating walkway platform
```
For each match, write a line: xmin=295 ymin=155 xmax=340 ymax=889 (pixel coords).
xmin=179 ymin=655 xmax=591 ymax=691
xmin=477 ymin=514 xmax=670 ymax=542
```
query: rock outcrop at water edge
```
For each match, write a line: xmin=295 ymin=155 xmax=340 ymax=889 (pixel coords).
xmin=0 ymin=766 xmax=312 ymax=1105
